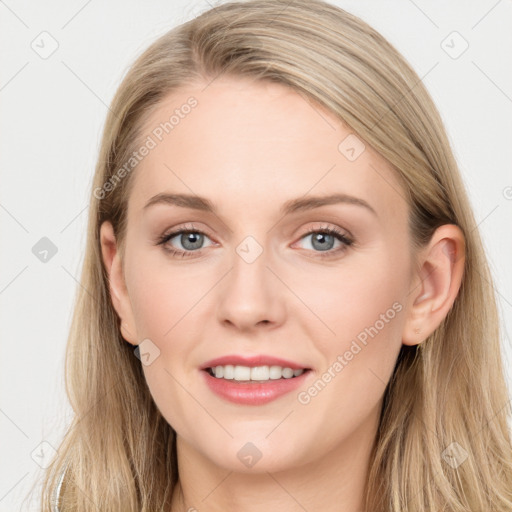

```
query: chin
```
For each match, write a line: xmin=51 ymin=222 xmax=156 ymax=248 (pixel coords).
xmin=201 ymin=437 xmax=305 ymax=474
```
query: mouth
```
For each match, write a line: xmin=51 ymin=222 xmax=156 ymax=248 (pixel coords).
xmin=203 ymin=365 xmax=312 ymax=382
xmin=201 ymin=365 xmax=313 ymax=405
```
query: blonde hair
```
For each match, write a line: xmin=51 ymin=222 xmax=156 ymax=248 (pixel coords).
xmin=35 ymin=0 xmax=512 ymax=510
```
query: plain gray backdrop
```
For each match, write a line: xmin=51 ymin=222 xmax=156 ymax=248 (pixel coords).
xmin=1 ymin=0 xmax=511 ymax=510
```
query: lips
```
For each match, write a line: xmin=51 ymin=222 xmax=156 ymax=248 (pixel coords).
xmin=201 ymin=366 xmax=312 ymax=405
xmin=200 ymin=354 xmax=311 ymax=371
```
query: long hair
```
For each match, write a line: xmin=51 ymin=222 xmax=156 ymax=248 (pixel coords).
xmin=36 ymin=0 xmax=512 ymax=510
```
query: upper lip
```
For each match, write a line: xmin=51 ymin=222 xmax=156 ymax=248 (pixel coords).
xmin=200 ymin=354 xmax=311 ymax=371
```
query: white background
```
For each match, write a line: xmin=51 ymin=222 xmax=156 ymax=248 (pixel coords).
xmin=1 ymin=0 xmax=511 ymax=510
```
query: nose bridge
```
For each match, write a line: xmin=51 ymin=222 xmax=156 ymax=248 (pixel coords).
xmin=216 ymin=232 xmax=284 ymax=328
xmin=230 ymin=232 xmax=273 ymax=299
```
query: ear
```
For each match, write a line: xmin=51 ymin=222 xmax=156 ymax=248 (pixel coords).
xmin=402 ymin=224 xmax=465 ymax=346
xmin=99 ymin=221 xmax=138 ymax=345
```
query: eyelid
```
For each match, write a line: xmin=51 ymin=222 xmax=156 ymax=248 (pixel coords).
xmin=158 ymin=222 xmax=212 ymax=237
xmin=294 ymin=222 xmax=353 ymax=243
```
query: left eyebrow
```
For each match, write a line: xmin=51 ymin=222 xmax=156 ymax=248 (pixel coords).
xmin=143 ymin=192 xmax=377 ymax=217
xmin=280 ymin=193 xmax=377 ymax=217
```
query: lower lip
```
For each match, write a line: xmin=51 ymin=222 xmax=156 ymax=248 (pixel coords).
xmin=201 ymin=369 xmax=312 ymax=405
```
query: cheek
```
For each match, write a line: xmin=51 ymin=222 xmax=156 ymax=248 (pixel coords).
xmin=292 ymin=282 xmax=406 ymax=449
xmin=125 ymin=247 xmax=202 ymax=339
xmin=301 ymin=248 xmax=408 ymax=344
xmin=125 ymin=254 xmax=203 ymax=431
xmin=298 ymin=248 xmax=409 ymax=401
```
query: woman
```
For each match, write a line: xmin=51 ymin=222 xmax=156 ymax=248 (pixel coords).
xmin=40 ymin=0 xmax=512 ymax=510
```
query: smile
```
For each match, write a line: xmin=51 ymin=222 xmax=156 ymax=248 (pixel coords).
xmin=206 ymin=364 xmax=306 ymax=381
xmin=201 ymin=366 xmax=312 ymax=405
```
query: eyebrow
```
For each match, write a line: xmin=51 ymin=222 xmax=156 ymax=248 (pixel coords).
xmin=143 ymin=192 xmax=377 ymax=217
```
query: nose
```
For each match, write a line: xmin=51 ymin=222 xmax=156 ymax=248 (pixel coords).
xmin=216 ymin=244 xmax=286 ymax=332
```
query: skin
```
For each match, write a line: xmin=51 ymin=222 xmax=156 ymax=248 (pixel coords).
xmin=100 ymin=76 xmax=465 ymax=512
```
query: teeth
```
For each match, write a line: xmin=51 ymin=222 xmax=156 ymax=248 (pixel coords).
xmin=210 ymin=365 xmax=305 ymax=381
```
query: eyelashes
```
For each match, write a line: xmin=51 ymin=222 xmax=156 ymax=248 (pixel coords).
xmin=156 ymin=223 xmax=354 ymax=260
xmin=295 ymin=226 xmax=353 ymax=258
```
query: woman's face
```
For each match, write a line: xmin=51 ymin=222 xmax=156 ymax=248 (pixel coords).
xmin=104 ymin=76 xmax=417 ymax=473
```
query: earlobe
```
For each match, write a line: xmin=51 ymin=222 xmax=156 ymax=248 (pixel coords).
xmin=99 ymin=221 xmax=138 ymax=345
xmin=402 ymin=224 xmax=465 ymax=346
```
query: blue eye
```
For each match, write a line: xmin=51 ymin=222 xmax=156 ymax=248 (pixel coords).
xmin=156 ymin=224 xmax=353 ymax=259
xmin=297 ymin=226 xmax=353 ymax=258
xmin=157 ymin=228 xmax=214 ymax=258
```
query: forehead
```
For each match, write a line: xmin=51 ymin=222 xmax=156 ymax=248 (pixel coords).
xmin=128 ymin=77 xmax=407 ymax=223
